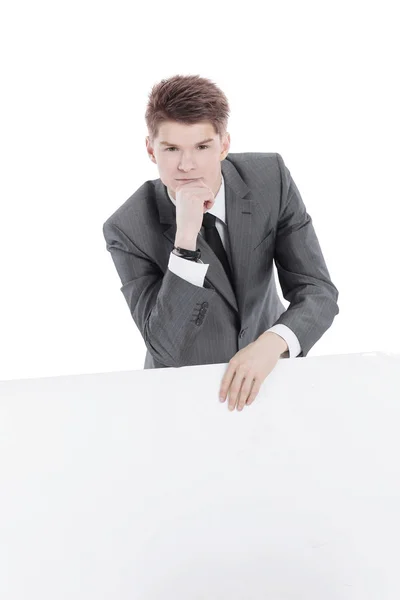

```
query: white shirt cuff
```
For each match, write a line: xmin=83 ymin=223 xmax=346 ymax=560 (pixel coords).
xmin=168 ymin=251 xmax=208 ymax=287
xmin=266 ymin=324 xmax=302 ymax=358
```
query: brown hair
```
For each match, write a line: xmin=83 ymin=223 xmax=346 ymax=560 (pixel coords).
xmin=145 ymin=74 xmax=230 ymax=144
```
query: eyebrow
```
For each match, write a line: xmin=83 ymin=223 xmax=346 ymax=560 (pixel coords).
xmin=159 ymin=138 xmax=215 ymax=147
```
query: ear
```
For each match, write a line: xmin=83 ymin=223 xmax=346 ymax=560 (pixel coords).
xmin=146 ymin=136 xmax=156 ymax=163
xmin=221 ymin=132 xmax=231 ymax=159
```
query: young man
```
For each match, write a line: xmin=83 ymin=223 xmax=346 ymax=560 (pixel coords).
xmin=103 ymin=74 xmax=339 ymax=410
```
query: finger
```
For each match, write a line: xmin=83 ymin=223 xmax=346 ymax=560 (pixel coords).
xmin=246 ymin=380 xmax=262 ymax=405
xmin=219 ymin=362 xmax=237 ymax=402
xmin=228 ymin=372 xmax=244 ymax=411
xmin=237 ymin=377 xmax=256 ymax=411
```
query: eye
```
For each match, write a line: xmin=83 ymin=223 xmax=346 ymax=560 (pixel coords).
xmin=165 ymin=145 xmax=209 ymax=152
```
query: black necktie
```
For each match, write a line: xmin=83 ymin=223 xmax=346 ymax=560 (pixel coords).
xmin=202 ymin=212 xmax=234 ymax=287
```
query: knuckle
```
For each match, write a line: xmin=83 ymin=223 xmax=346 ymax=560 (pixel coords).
xmin=237 ymin=363 xmax=248 ymax=371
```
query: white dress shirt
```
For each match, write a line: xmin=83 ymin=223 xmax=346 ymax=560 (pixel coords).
xmin=167 ymin=174 xmax=301 ymax=358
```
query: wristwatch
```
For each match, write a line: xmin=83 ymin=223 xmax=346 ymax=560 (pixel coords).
xmin=172 ymin=246 xmax=202 ymax=262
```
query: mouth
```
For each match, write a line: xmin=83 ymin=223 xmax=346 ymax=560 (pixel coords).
xmin=176 ymin=178 xmax=200 ymax=180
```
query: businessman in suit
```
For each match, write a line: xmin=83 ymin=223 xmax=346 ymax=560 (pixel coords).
xmin=103 ymin=118 xmax=339 ymax=412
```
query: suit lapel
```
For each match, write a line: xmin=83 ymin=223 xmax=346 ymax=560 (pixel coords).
xmin=154 ymin=158 xmax=256 ymax=321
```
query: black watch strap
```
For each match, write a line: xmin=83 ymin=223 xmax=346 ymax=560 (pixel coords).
xmin=172 ymin=246 xmax=202 ymax=261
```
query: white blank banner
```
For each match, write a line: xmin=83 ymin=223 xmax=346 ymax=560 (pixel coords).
xmin=1 ymin=352 xmax=400 ymax=599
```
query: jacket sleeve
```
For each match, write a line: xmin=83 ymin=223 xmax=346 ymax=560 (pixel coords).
xmin=271 ymin=153 xmax=340 ymax=357
xmin=103 ymin=221 xmax=215 ymax=368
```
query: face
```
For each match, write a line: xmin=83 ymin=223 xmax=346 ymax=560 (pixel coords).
xmin=145 ymin=120 xmax=230 ymax=201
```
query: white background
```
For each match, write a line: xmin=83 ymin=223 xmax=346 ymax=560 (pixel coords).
xmin=1 ymin=0 xmax=399 ymax=381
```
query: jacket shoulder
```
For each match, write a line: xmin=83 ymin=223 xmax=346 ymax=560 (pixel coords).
xmin=226 ymin=151 xmax=282 ymax=163
xmin=102 ymin=180 xmax=156 ymax=233
xmin=224 ymin=151 xmax=284 ymax=186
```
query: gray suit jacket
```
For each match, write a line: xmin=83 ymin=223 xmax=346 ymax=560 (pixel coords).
xmin=103 ymin=152 xmax=339 ymax=369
